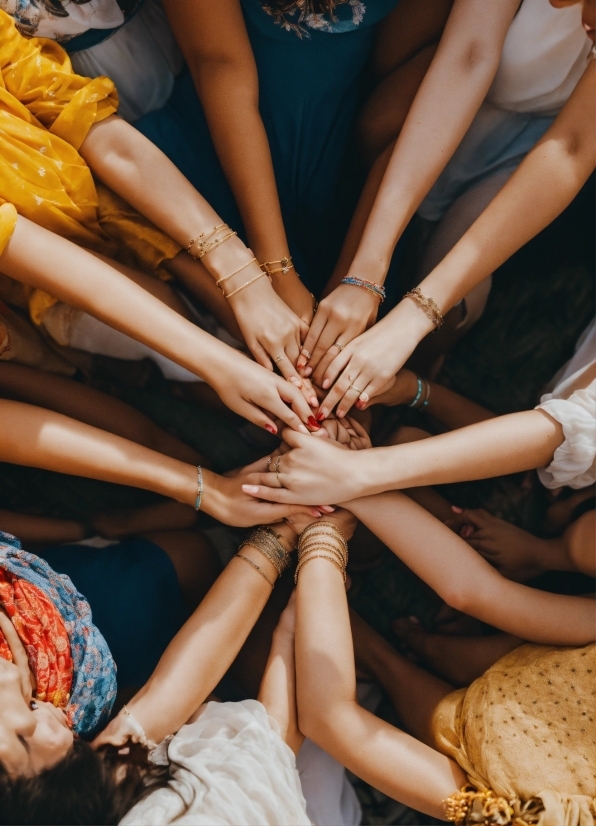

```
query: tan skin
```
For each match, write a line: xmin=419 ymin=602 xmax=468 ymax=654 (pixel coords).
xmin=307 ymin=0 xmax=595 ymax=417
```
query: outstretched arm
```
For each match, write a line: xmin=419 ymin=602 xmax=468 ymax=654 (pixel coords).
xmin=346 ymin=492 xmax=595 ymax=646
xmin=0 ymin=215 xmax=313 ymax=433
xmin=319 ymin=59 xmax=596 ymax=418
xmin=0 ymin=399 xmax=316 ymax=527
xmin=295 ymin=519 xmax=465 ymax=818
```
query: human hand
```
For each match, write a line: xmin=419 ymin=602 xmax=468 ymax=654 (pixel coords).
xmin=316 ymin=299 xmax=433 ymax=419
xmin=209 ymin=460 xmax=327 ymax=525
xmin=283 ymin=507 xmax=358 ymax=541
xmin=319 ymin=415 xmax=372 ymax=450
xmin=212 ymin=349 xmax=318 ymax=434
xmin=241 ymin=428 xmax=368 ymax=506
xmin=355 ymin=368 xmax=419 ymax=409
xmin=227 ymin=271 xmax=311 ymax=387
xmin=92 ymin=707 xmax=143 ymax=750
xmin=297 ymin=285 xmax=379 ymax=385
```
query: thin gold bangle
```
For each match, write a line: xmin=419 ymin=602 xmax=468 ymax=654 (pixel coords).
xmin=403 ymin=287 xmax=444 ymax=330
xmin=225 ymin=271 xmax=268 ymax=299
xmin=234 ymin=553 xmax=275 ymax=588
xmin=295 ymin=554 xmax=346 ymax=584
xmin=216 ymin=258 xmax=257 ymax=288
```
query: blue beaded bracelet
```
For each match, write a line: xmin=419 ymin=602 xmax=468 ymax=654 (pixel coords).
xmin=340 ymin=276 xmax=386 ymax=303
xmin=408 ymin=378 xmax=424 ymax=408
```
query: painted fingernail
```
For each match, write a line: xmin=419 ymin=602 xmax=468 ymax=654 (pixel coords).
xmin=355 ymin=400 xmax=365 ymax=409
xmin=303 ymin=367 xmax=313 ymax=377
xmin=461 ymin=525 xmax=472 ymax=538
xmin=322 ymin=379 xmax=330 ymax=389
xmin=297 ymin=358 xmax=307 ymax=369
xmin=359 ymin=392 xmax=369 ymax=403
xmin=299 ymin=424 xmax=310 ymax=434
xmin=316 ymin=409 xmax=326 ymax=422
xmin=307 ymin=416 xmax=322 ymax=429
xmin=242 ymin=485 xmax=259 ymax=494
xmin=320 ymin=505 xmax=336 ymax=513
xmin=337 ymin=409 xmax=345 ymax=418
xmin=310 ymin=508 xmax=322 ymax=517
xmin=310 ymin=396 xmax=318 ymax=407
xmin=289 ymin=376 xmax=302 ymax=387
xmin=265 ymin=423 xmax=277 ymax=435
xmin=452 ymin=505 xmax=463 ymax=513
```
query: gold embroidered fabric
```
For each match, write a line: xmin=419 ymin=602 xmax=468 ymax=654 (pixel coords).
xmin=433 ymin=644 xmax=596 ymax=825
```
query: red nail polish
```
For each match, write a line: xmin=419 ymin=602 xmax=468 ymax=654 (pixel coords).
xmin=265 ymin=423 xmax=277 ymax=435
xmin=307 ymin=416 xmax=322 ymax=429
xmin=316 ymin=411 xmax=326 ymax=422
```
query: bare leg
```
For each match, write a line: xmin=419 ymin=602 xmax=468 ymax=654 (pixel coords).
xmin=142 ymin=529 xmax=221 ymax=613
xmin=0 ymin=510 xmax=87 ymax=549
xmin=351 ymin=609 xmax=453 ymax=747
xmin=91 ymin=501 xmax=198 ymax=541
xmin=392 ymin=618 xmax=522 ymax=687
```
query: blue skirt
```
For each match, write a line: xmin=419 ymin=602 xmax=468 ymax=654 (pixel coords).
xmin=41 ymin=540 xmax=187 ymax=688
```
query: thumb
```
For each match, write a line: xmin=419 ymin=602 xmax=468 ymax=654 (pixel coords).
xmin=280 ymin=427 xmax=312 ymax=449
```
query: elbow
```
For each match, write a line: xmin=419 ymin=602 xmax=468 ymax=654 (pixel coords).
xmin=297 ymin=703 xmax=327 ymax=745
xmin=456 ymin=38 xmax=501 ymax=78
xmin=439 ymin=579 xmax=477 ymax=616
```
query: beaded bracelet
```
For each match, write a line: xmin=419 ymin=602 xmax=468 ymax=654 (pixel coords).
xmin=261 ymin=256 xmax=295 ymax=276
xmin=187 ymin=224 xmax=238 ymax=260
xmin=195 ymin=465 xmax=203 ymax=511
xmin=239 ymin=526 xmax=292 ymax=577
xmin=407 ymin=377 xmax=431 ymax=410
xmin=341 ymin=276 xmax=386 ymax=303
xmin=234 ymin=553 xmax=275 ymax=588
xmin=403 ymin=287 xmax=444 ymax=329
xmin=295 ymin=553 xmax=346 ymax=583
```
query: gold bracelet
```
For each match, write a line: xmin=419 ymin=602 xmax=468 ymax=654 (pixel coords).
xmin=299 ymin=523 xmax=348 ymax=554
xmin=298 ymin=547 xmax=346 ymax=573
xmin=186 ymin=224 xmax=225 ymax=256
xmin=261 ymin=256 xmax=295 ymax=276
xmin=295 ymin=554 xmax=346 ymax=583
xmin=225 ymin=271 xmax=268 ymax=299
xmin=403 ymin=287 xmax=444 ymax=330
xmin=187 ymin=225 xmax=238 ymax=260
xmin=298 ymin=540 xmax=347 ymax=565
xmin=239 ymin=526 xmax=292 ymax=577
xmin=215 ymin=258 xmax=258 ymax=289
xmin=234 ymin=553 xmax=275 ymax=588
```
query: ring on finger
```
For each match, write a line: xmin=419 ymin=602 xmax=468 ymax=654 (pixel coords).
xmin=266 ymin=456 xmax=273 ymax=471
xmin=274 ymin=355 xmax=287 ymax=364
xmin=301 ymin=349 xmax=311 ymax=359
xmin=334 ymin=341 xmax=345 ymax=352
xmin=272 ymin=456 xmax=281 ymax=474
xmin=349 ymin=383 xmax=364 ymax=395
xmin=276 ymin=471 xmax=283 ymax=488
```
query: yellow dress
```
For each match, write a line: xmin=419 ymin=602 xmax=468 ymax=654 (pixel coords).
xmin=0 ymin=10 xmax=180 ymax=323
xmin=433 ymin=643 xmax=596 ymax=826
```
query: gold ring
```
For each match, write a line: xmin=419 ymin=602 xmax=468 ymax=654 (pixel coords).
xmin=301 ymin=348 xmax=311 ymax=359
xmin=334 ymin=341 xmax=345 ymax=352
xmin=276 ymin=471 xmax=283 ymax=488
xmin=272 ymin=456 xmax=281 ymax=474
xmin=349 ymin=383 xmax=364 ymax=395
xmin=266 ymin=456 xmax=273 ymax=471
xmin=274 ymin=355 xmax=287 ymax=364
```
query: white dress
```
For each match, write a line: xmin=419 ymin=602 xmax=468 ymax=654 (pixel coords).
xmin=120 ymin=700 xmax=361 ymax=826
xmin=419 ymin=0 xmax=592 ymax=221
xmin=536 ymin=320 xmax=596 ymax=490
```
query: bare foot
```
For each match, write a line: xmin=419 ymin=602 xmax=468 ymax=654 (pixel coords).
xmin=392 ymin=617 xmax=522 ymax=686
xmin=456 ymin=507 xmax=564 ymax=582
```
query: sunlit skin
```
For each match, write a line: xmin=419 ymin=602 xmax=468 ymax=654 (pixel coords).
xmin=0 ymin=611 xmax=72 ymax=778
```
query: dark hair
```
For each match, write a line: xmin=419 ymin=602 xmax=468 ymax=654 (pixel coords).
xmin=0 ymin=739 xmax=169 ymax=825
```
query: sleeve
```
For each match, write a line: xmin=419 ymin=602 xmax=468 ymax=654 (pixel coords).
xmin=0 ymin=203 xmax=18 ymax=258
xmin=0 ymin=11 xmax=118 ymax=150
xmin=536 ymin=381 xmax=596 ymax=489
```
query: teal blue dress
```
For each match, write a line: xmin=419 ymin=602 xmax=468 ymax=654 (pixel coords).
xmin=136 ymin=0 xmax=399 ymax=293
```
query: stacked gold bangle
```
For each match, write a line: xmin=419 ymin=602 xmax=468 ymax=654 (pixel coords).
xmin=215 ymin=257 xmax=269 ymax=299
xmin=261 ymin=256 xmax=295 ymax=276
xmin=403 ymin=287 xmax=444 ymax=330
xmin=295 ymin=521 xmax=348 ymax=584
xmin=235 ymin=526 xmax=294 ymax=588
xmin=187 ymin=223 xmax=238 ymax=260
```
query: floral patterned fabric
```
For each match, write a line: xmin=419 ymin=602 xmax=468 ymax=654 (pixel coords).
xmin=0 ymin=568 xmax=73 ymax=713
xmin=0 ymin=531 xmax=116 ymax=737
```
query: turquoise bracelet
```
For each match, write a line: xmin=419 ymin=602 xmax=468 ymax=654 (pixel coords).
xmin=340 ymin=276 xmax=386 ymax=303
xmin=408 ymin=378 xmax=424 ymax=408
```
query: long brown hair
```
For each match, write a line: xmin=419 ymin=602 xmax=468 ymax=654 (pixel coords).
xmin=261 ymin=0 xmax=344 ymax=33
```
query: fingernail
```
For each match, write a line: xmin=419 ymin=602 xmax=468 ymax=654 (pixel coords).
xmin=242 ymin=485 xmax=259 ymax=494
xmin=303 ymin=367 xmax=313 ymax=377
xmin=320 ymin=505 xmax=336 ymax=513
xmin=299 ymin=424 xmax=310 ymax=435
xmin=337 ymin=409 xmax=345 ymax=418
xmin=316 ymin=410 xmax=326 ymax=422
xmin=360 ymin=392 xmax=369 ymax=403
xmin=297 ymin=358 xmax=306 ymax=369
xmin=355 ymin=400 xmax=365 ymax=409
xmin=322 ymin=379 xmax=330 ymax=389
xmin=452 ymin=505 xmax=463 ymax=513
xmin=307 ymin=416 xmax=322 ymax=429
xmin=310 ymin=508 xmax=322 ymax=517
xmin=289 ymin=376 xmax=302 ymax=387
xmin=310 ymin=396 xmax=318 ymax=406
xmin=265 ymin=424 xmax=277 ymax=435
xmin=461 ymin=525 xmax=472 ymax=538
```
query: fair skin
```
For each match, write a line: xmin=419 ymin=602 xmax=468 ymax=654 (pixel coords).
xmin=0 ymin=399 xmax=328 ymax=526
xmin=308 ymin=4 xmax=595 ymax=417
xmin=0 ymin=216 xmax=317 ymax=435
xmin=294 ymin=504 xmax=594 ymax=818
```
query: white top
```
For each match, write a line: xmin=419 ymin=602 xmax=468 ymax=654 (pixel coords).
xmin=536 ymin=320 xmax=596 ymax=489
xmin=1 ymin=0 xmax=124 ymax=39
xmin=487 ymin=0 xmax=592 ymax=116
xmin=121 ymin=700 xmax=312 ymax=826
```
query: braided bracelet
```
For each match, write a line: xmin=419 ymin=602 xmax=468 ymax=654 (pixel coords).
xmin=403 ymin=287 xmax=444 ymax=330
xmin=341 ymin=276 xmax=386 ymax=303
xmin=261 ymin=256 xmax=295 ymax=276
xmin=234 ymin=553 xmax=275 ymax=588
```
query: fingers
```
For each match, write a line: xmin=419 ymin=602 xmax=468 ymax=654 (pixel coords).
xmin=311 ymin=341 xmax=345 ymax=388
xmin=242 ymin=480 xmax=292 ymax=501
xmin=307 ymin=324 xmax=342 ymax=377
xmin=272 ymin=378 xmax=315 ymax=432
xmin=297 ymin=310 xmax=327 ymax=370
xmin=251 ymin=340 xmax=274 ymax=371
xmin=458 ymin=508 xmax=492 ymax=529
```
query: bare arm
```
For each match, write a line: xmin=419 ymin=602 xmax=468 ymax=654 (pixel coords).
xmin=347 ymin=492 xmax=595 ymax=646
xmin=0 ymin=215 xmax=313 ymax=432
xmin=295 ymin=545 xmax=465 ymax=818
xmin=320 ymin=60 xmax=596 ymax=417
xmin=0 ymin=399 xmax=315 ymax=527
